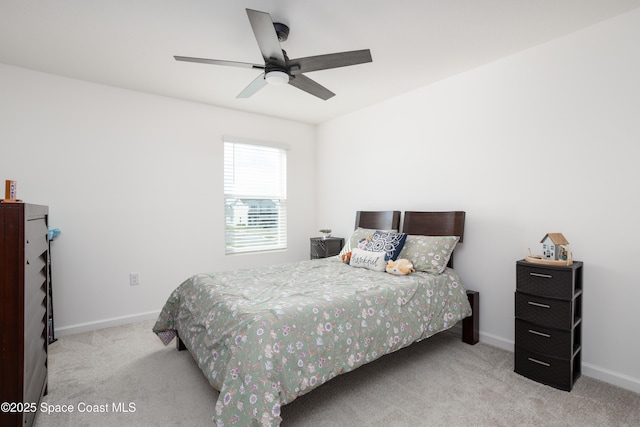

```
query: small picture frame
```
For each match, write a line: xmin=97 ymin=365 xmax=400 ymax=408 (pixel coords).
xmin=3 ymin=180 xmax=19 ymax=202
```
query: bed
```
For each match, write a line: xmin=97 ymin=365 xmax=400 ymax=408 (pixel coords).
xmin=153 ymin=211 xmax=479 ymax=426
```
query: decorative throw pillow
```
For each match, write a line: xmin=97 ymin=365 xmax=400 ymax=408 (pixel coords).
xmin=348 ymin=248 xmax=388 ymax=272
xmin=339 ymin=227 xmax=396 ymax=256
xmin=363 ymin=230 xmax=407 ymax=261
xmin=397 ymin=235 xmax=459 ymax=274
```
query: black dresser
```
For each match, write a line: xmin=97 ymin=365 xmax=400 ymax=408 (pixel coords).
xmin=514 ymin=259 xmax=583 ymax=391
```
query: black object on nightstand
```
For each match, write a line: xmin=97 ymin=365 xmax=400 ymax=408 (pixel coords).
xmin=310 ymin=237 xmax=344 ymax=259
xmin=514 ymin=259 xmax=583 ymax=391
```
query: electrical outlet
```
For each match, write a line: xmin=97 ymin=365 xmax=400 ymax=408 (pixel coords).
xmin=129 ymin=272 xmax=139 ymax=286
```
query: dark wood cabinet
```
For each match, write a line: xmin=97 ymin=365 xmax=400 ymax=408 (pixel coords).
xmin=310 ymin=237 xmax=344 ymax=259
xmin=514 ymin=259 xmax=583 ymax=391
xmin=1 ymin=203 xmax=49 ymax=427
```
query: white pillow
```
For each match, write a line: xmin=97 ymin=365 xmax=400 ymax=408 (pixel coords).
xmin=349 ymin=248 xmax=388 ymax=272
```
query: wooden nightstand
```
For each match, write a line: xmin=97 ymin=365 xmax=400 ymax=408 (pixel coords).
xmin=310 ymin=237 xmax=344 ymax=259
xmin=514 ymin=259 xmax=583 ymax=391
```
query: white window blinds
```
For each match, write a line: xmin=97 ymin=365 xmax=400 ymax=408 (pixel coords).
xmin=224 ymin=140 xmax=287 ymax=254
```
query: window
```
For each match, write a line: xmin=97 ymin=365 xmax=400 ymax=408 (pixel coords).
xmin=224 ymin=138 xmax=287 ymax=254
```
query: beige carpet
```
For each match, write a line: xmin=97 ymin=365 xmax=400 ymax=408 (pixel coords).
xmin=33 ymin=319 xmax=640 ymax=427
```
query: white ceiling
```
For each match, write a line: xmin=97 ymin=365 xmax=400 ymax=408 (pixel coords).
xmin=2 ymin=0 xmax=640 ymax=124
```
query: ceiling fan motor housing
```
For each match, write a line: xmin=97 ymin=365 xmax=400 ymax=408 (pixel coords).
xmin=273 ymin=22 xmax=289 ymax=42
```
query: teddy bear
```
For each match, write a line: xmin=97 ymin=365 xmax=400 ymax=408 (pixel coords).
xmin=341 ymin=251 xmax=352 ymax=264
xmin=386 ymin=258 xmax=415 ymax=275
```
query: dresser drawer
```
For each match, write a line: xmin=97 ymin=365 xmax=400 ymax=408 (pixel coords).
xmin=515 ymin=318 xmax=578 ymax=359
xmin=515 ymin=292 xmax=575 ymax=329
xmin=515 ymin=346 xmax=580 ymax=391
xmin=516 ymin=263 xmax=580 ymax=299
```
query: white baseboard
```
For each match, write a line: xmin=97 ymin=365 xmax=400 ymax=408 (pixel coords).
xmin=479 ymin=330 xmax=514 ymax=352
xmin=54 ymin=310 xmax=160 ymax=337
xmin=581 ymin=363 xmax=640 ymax=394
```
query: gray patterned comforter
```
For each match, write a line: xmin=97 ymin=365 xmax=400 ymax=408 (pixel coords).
xmin=153 ymin=256 xmax=472 ymax=426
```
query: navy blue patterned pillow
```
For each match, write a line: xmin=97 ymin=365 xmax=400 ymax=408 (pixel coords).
xmin=364 ymin=230 xmax=407 ymax=261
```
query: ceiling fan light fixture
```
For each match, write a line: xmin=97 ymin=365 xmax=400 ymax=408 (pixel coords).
xmin=265 ymin=70 xmax=289 ymax=85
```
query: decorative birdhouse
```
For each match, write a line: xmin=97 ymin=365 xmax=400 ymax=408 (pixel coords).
xmin=541 ymin=233 xmax=570 ymax=260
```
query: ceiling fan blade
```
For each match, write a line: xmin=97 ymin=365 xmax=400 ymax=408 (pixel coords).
xmin=289 ymin=49 xmax=372 ymax=75
xmin=174 ymin=56 xmax=264 ymax=70
xmin=237 ymin=74 xmax=268 ymax=98
xmin=246 ymin=9 xmax=286 ymax=66
xmin=288 ymin=74 xmax=335 ymax=100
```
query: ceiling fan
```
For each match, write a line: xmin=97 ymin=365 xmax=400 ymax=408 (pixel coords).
xmin=174 ymin=8 xmax=372 ymax=100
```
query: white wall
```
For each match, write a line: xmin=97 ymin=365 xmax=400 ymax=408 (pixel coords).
xmin=316 ymin=9 xmax=640 ymax=392
xmin=0 ymin=64 xmax=316 ymax=333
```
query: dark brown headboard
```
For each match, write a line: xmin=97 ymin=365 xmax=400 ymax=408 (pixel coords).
xmin=401 ymin=211 xmax=465 ymax=242
xmin=355 ymin=211 xmax=401 ymax=231
xmin=402 ymin=211 xmax=466 ymax=268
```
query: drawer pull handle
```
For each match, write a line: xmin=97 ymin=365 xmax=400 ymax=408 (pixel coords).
xmin=528 ymin=301 xmax=550 ymax=309
xmin=528 ymin=357 xmax=550 ymax=367
xmin=530 ymin=272 xmax=552 ymax=279
xmin=528 ymin=329 xmax=551 ymax=338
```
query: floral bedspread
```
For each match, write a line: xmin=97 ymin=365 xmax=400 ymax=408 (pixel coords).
xmin=153 ymin=256 xmax=472 ymax=426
